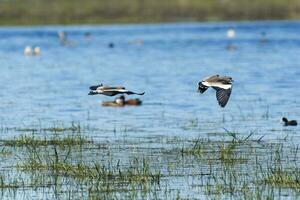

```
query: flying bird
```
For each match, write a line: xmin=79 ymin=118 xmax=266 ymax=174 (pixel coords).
xmin=198 ymin=75 xmax=233 ymax=108
xmin=88 ymin=84 xmax=145 ymax=96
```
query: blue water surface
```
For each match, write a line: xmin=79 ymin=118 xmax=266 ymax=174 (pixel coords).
xmin=0 ymin=21 xmax=299 ymax=141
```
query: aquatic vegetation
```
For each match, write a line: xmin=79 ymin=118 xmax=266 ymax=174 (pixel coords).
xmin=1 ymin=134 xmax=92 ymax=147
xmin=259 ymin=145 xmax=300 ymax=188
xmin=0 ymin=175 xmax=21 ymax=189
xmin=15 ymin=122 xmax=82 ymax=133
xmin=0 ymin=125 xmax=299 ymax=199
xmin=18 ymin=152 xmax=161 ymax=184
xmin=0 ymin=0 xmax=299 ymax=25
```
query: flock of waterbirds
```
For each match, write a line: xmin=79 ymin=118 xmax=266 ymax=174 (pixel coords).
xmin=23 ymin=27 xmax=266 ymax=55
xmin=22 ymin=27 xmax=297 ymax=126
xmin=88 ymin=74 xmax=297 ymax=126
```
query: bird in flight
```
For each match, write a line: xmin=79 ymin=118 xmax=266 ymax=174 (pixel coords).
xmin=88 ymin=84 xmax=145 ymax=96
xmin=198 ymin=75 xmax=233 ymax=108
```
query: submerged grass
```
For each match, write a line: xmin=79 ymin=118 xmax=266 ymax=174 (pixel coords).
xmin=1 ymin=134 xmax=92 ymax=147
xmin=259 ymin=145 xmax=300 ymax=189
xmin=262 ymin=168 xmax=300 ymax=188
xmin=181 ymin=138 xmax=249 ymax=165
xmin=16 ymin=122 xmax=82 ymax=133
xmin=176 ymin=131 xmax=300 ymax=198
xmin=4 ymin=131 xmax=162 ymax=195
xmin=0 ymin=124 xmax=300 ymax=199
xmin=18 ymin=157 xmax=161 ymax=184
xmin=0 ymin=175 xmax=21 ymax=189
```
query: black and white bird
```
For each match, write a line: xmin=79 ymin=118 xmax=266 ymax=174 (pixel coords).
xmin=88 ymin=84 xmax=145 ymax=96
xmin=198 ymin=75 xmax=233 ymax=108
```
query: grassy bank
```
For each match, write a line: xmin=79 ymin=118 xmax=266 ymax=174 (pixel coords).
xmin=0 ymin=0 xmax=299 ymax=25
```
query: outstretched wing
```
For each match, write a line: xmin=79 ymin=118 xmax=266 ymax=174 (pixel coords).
xmin=89 ymin=84 xmax=102 ymax=90
xmin=101 ymin=86 xmax=126 ymax=90
xmin=213 ymin=87 xmax=232 ymax=108
xmin=101 ymin=89 xmax=144 ymax=96
xmin=101 ymin=90 xmax=121 ymax=96
xmin=89 ymin=84 xmax=125 ymax=91
xmin=124 ymin=91 xmax=145 ymax=95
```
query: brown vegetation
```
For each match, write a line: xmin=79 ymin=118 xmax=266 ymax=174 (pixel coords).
xmin=0 ymin=0 xmax=299 ymax=25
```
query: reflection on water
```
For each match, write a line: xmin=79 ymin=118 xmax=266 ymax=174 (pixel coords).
xmin=0 ymin=21 xmax=300 ymax=199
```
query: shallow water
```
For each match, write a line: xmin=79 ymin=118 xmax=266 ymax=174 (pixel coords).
xmin=1 ymin=21 xmax=300 ymax=141
xmin=0 ymin=21 xmax=300 ymax=199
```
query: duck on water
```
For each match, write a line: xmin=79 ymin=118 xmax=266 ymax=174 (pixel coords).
xmin=102 ymin=95 xmax=142 ymax=107
xmin=282 ymin=117 xmax=297 ymax=126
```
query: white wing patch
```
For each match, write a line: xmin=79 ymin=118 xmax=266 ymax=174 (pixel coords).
xmin=202 ymin=81 xmax=211 ymax=87
xmin=210 ymin=82 xmax=231 ymax=89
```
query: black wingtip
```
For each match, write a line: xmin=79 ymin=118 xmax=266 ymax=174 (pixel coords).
xmin=198 ymin=82 xmax=208 ymax=94
xmin=89 ymin=84 xmax=103 ymax=90
xmin=89 ymin=86 xmax=98 ymax=90
xmin=219 ymin=103 xmax=226 ymax=108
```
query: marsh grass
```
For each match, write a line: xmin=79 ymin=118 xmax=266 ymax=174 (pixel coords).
xmin=181 ymin=138 xmax=249 ymax=165
xmin=18 ymin=155 xmax=161 ymax=184
xmin=259 ymin=145 xmax=300 ymax=189
xmin=6 ymin=132 xmax=161 ymax=196
xmin=262 ymin=168 xmax=300 ymax=188
xmin=0 ymin=175 xmax=21 ymax=189
xmin=15 ymin=122 xmax=81 ymax=133
xmin=0 ymin=0 xmax=299 ymax=25
xmin=175 ymin=131 xmax=300 ymax=198
xmin=0 ymin=125 xmax=300 ymax=199
xmin=1 ymin=134 xmax=92 ymax=147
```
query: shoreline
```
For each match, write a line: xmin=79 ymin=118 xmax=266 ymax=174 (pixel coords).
xmin=0 ymin=19 xmax=299 ymax=27
xmin=0 ymin=0 xmax=299 ymax=26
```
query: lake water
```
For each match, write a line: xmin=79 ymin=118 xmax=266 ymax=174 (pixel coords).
xmin=0 ymin=21 xmax=300 ymax=199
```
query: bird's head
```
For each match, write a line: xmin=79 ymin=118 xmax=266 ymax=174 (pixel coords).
xmin=282 ymin=117 xmax=288 ymax=123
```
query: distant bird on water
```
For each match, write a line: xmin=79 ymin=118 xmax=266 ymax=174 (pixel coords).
xmin=58 ymin=31 xmax=73 ymax=46
xmin=198 ymin=75 xmax=233 ymax=108
xmin=108 ymin=42 xmax=115 ymax=48
xmin=24 ymin=46 xmax=32 ymax=56
xmin=260 ymin=31 xmax=268 ymax=43
xmin=226 ymin=28 xmax=237 ymax=50
xmin=101 ymin=95 xmax=142 ymax=107
xmin=88 ymin=84 xmax=145 ymax=96
xmin=282 ymin=117 xmax=297 ymax=126
xmin=227 ymin=29 xmax=236 ymax=39
xmin=24 ymin=46 xmax=41 ymax=56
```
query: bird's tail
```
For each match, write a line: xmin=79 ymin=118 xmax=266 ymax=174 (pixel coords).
xmin=198 ymin=82 xmax=208 ymax=94
xmin=136 ymin=92 xmax=145 ymax=95
xmin=126 ymin=91 xmax=145 ymax=95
